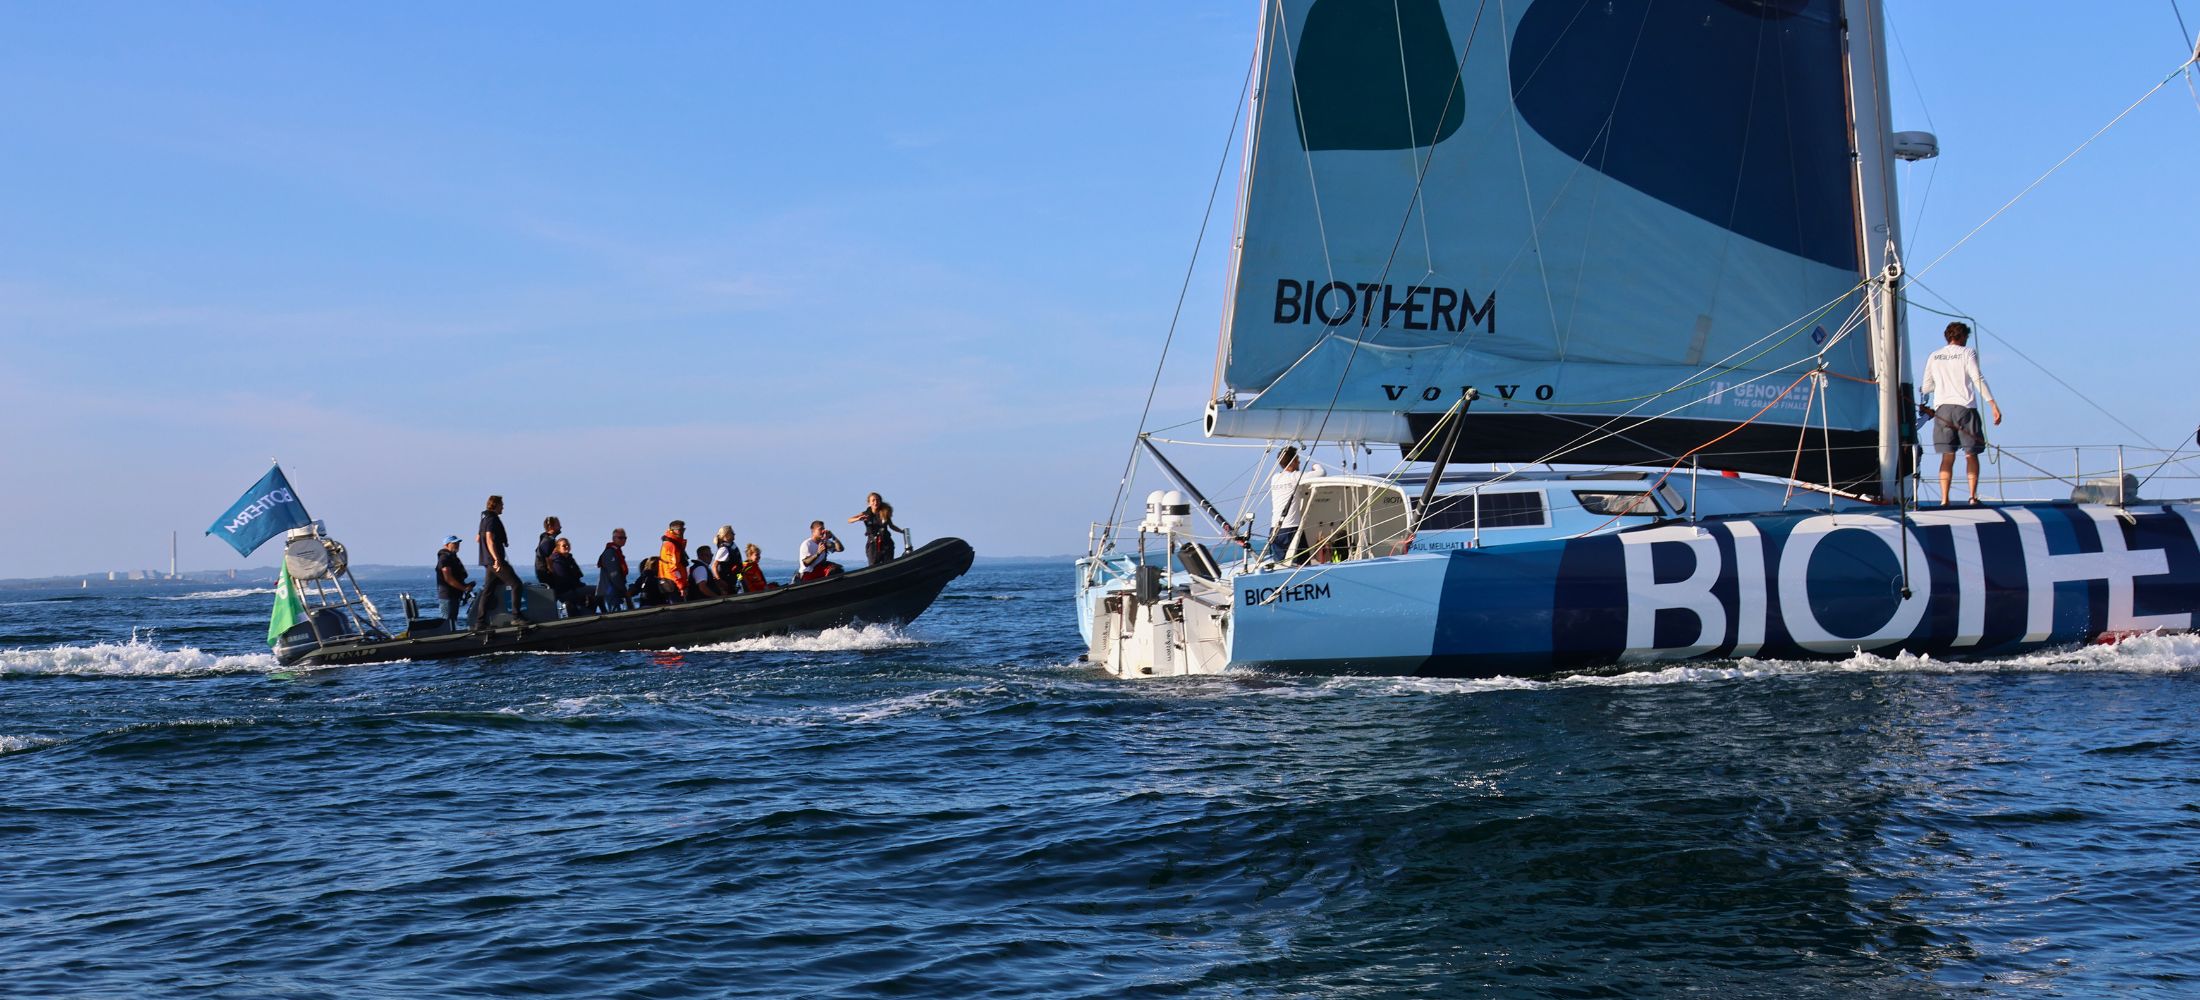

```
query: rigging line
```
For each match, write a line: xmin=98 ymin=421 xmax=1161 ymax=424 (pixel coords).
xmin=1906 ymin=277 xmax=2168 ymax=451
xmin=1494 ymin=0 xmax=1565 ymax=355
xmin=2177 ymin=0 xmax=2200 ymax=114
xmin=1474 ymin=0 xmax=1609 ymax=357
xmin=1472 ymin=356 xmax=1833 ymax=496
xmin=1885 ymin=13 xmax=1942 ymax=248
xmin=1782 ymin=373 xmax=1819 ymax=507
xmin=1300 ymin=0 xmax=1492 ymax=450
xmin=1818 ymin=367 xmax=1837 ymax=509
xmin=1700 ymin=5 xmax=1774 ymax=356
xmin=1914 ymin=56 xmax=2196 ymax=279
xmin=1568 ymin=371 xmax=1817 ymax=536
xmin=1268 ymin=0 xmax=1353 ymax=460
xmin=1099 ymin=50 xmax=1255 ymax=550
xmin=2137 ymin=434 xmax=2200 ymax=492
xmin=1514 ymin=281 xmax=1865 ymax=410
xmin=1559 ymin=0 xmax=1656 ymax=360
xmin=1390 ymin=0 xmax=1435 ymax=266
xmin=1277 ymin=0 xmax=1345 ymax=308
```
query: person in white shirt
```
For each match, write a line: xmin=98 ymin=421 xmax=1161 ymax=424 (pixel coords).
xmin=797 ymin=520 xmax=846 ymax=582
xmin=1266 ymin=446 xmax=1327 ymax=564
xmin=689 ymin=545 xmax=721 ymax=598
xmin=1917 ymin=320 xmax=2004 ymax=505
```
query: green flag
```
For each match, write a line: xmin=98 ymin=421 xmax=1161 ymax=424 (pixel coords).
xmin=267 ymin=565 xmax=305 ymax=646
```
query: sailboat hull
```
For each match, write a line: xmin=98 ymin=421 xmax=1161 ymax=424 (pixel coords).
xmin=1227 ymin=503 xmax=2200 ymax=677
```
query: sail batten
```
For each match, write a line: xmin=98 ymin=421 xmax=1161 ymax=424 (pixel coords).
xmin=1214 ymin=0 xmax=1884 ymax=488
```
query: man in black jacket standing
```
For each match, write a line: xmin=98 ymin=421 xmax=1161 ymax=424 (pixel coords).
xmin=597 ymin=528 xmax=631 ymax=612
xmin=475 ymin=494 xmax=523 ymax=628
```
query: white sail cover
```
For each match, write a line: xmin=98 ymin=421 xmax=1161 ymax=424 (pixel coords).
xmin=1217 ymin=0 xmax=1883 ymax=487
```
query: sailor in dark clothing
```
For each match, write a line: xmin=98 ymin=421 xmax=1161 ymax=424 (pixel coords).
xmin=475 ymin=494 xmax=523 ymax=628
xmin=633 ymin=556 xmax=668 ymax=607
xmin=847 ymin=492 xmax=900 ymax=567
xmin=546 ymin=537 xmax=593 ymax=617
xmin=434 ymin=535 xmax=473 ymax=629
xmin=597 ymin=528 xmax=632 ymax=612
xmin=534 ymin=516 xmax=564 ymax=586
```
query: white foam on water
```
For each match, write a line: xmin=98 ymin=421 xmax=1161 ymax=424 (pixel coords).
xmin=156 ymin=588 xmax=271 ymax=601
xmin=828 ymin=686 xmax=992 ymax=724
xmin=682 ymin=623 xmax=923 ymax=655
xmin=0 ymin=636 xmax=279 ymax=678
xmin=1308 ymin=631 xmax=2200 ymax=696
xmin=0 ymin=734 xmax=59 ymax=754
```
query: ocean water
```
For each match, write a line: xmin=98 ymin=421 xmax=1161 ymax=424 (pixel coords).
xmin=3 ymin=564 xmax=2198 ymax=998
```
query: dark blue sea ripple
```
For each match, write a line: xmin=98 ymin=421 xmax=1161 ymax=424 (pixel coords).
xmin=3 ymin=566 xmax=2198 ymax=998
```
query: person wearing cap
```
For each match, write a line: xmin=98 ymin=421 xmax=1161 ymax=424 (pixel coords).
xmin=658 ymin=520 xmax=691 ymax=602
xmin=434 ymin=535 xmax=473 ymax=629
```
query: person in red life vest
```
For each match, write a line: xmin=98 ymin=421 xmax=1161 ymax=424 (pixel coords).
xmin=658 ymin=520 xmax=691 ymax=601
xmin=739 ymin=543 xmax=777 ymax=592
xmin=795 ymin=520 xmax=845 ymax=582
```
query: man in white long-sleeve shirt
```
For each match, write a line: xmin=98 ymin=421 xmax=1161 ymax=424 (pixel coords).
xmin=1917 ymin=321 xmax=2003 ymax=504
xmin=1267 ymin=446 xmax=1327 ymax=564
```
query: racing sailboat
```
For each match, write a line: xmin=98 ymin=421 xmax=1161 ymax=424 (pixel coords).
xmin=1077 ymin=0 xmax=2200 ymax=677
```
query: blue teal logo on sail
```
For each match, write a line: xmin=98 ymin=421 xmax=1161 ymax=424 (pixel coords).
xmin=221 ymin=487 xmax=299 ymax=536
xmin=205 ymin=465 xmax=314 ymax=558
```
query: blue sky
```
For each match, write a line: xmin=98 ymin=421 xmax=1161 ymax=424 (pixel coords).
xmin=1 ymin=2 xmax=2195 ymax=577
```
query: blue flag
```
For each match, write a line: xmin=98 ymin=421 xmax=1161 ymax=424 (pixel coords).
xmin=206 ymin=464 xmax=313 ymax=557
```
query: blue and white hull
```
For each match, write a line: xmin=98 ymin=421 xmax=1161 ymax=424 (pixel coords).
xmin=1087 ymin=501 xmax=2200 ymax=679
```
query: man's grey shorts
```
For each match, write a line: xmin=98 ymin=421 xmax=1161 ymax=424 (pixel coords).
xmin=1933 ymin=403 xmax=1986 ymax=455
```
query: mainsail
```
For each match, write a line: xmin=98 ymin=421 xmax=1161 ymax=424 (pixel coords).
xmin=1211 ymin=0 xmax=1888 ymax=488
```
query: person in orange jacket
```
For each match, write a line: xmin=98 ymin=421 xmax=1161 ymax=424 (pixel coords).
xmin=658 ymin=520 xmax=690 ymax=601
xmin=739 ymin=543 xmax=777 ymax=592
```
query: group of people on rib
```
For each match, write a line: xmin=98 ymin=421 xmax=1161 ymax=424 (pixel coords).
xmin=432 ymin=492 xmax=903 ymax=629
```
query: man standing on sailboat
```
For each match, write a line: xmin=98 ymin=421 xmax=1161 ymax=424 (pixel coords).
xmin=1266 ymin=446 xmax=1326 ymax=564
xmin=1918 ymin=321 xmax=2003 ymax=504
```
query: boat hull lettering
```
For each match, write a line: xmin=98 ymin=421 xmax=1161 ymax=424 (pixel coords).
xmin=1227 ymin=503 xmax=2200 ymax=676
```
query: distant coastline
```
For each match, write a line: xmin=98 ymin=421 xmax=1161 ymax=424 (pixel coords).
xmin=0 ymin=554 xmax=1075 ymax=590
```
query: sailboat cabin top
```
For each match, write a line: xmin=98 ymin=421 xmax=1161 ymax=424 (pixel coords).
xmin=1275 ymin=468 xmax=1877 ymax=564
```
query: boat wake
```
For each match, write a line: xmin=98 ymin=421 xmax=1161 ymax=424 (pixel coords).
xmin=155 ymin=588 xmax=271 ymax=601
xmin=0 ymin=636 xmax=279 ymax=678
xmin=0 ymin=734 xmax=59 ymax=755
xmin=1312 ymin=631 xmax=2200 ymax=696
xmin=682 ymin=623 xmax=924 ymax=655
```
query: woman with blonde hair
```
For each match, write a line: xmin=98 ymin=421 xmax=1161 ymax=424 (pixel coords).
xmin=711 ymin=525 xmax=743 ymax=594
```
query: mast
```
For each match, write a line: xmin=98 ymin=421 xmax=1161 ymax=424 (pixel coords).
xmin=1843 ymin=0 xmax=1908 ymax=501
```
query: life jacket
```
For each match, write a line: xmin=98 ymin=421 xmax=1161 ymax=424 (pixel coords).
xmin=740 ymin=561 xmax=770 ymax=592
xmin=659 ymin=534 xmax=689 ymax=591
